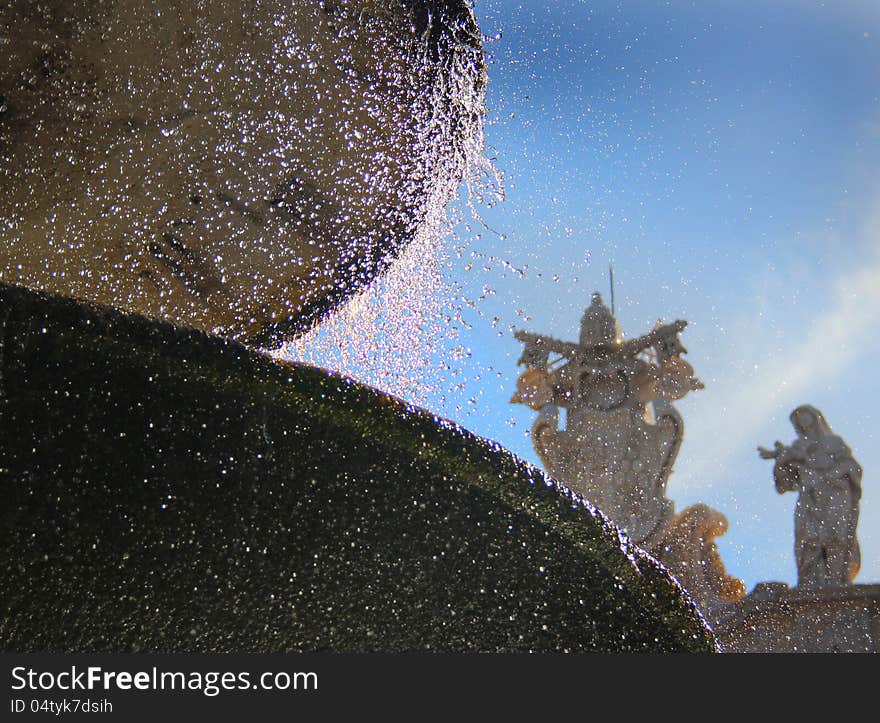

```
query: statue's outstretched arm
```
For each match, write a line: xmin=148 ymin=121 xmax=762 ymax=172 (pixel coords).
xmin=758 ymin=440 xmax=786 ymax=460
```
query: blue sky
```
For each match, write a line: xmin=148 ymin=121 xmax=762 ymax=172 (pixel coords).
xmin=286 ymin=0 xmax=880 ymax=591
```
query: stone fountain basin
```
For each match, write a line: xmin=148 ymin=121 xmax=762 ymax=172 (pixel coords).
xmin=0 ymin=283 xmax=714 ymax=652
xmin=0 ymin=0 xmax=485 ymax=346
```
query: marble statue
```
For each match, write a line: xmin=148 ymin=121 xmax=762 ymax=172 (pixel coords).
xmin=512 ymin=293 xmax=703 ymax=546
xmin=512 ymin=292 xmax=744 ymax=612
xmin=760 ymin=405 xmax=862 ymax=588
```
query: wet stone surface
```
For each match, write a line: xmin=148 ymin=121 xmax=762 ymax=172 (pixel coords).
xmin=0 ymin=0 xmax=486 ymax=345
xmin=0 ymin=283 xmax=715 ymax=652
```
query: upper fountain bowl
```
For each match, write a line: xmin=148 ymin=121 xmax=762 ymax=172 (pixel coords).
xmin=0 ymin=0 xmax=485 ymax=346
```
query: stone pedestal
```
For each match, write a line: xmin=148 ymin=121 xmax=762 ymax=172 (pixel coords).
xmin=714 ymin=583 xmax=880 ymax=653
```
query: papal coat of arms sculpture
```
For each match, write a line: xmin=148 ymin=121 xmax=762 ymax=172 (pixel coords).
xmin=512 ymin=292 xmax=745 ymax=611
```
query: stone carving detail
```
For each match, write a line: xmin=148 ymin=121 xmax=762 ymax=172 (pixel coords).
xmin=760 ymin=405 xmax=862 ymax=588
xmin=654 ymin=504 xmax=746 ymax=611
xmin=512 ymin=293 xmax=702 ymax=546
xmin=512 ymin=292 xmax=745 ymax=611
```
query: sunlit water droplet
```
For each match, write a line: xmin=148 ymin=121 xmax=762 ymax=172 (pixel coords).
xmin=277 ymin=96 xmax=503 ymax=410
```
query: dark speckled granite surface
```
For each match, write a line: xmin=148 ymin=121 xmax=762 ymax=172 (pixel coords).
xmin=0 ymin=282 xmax=715 ymax=652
